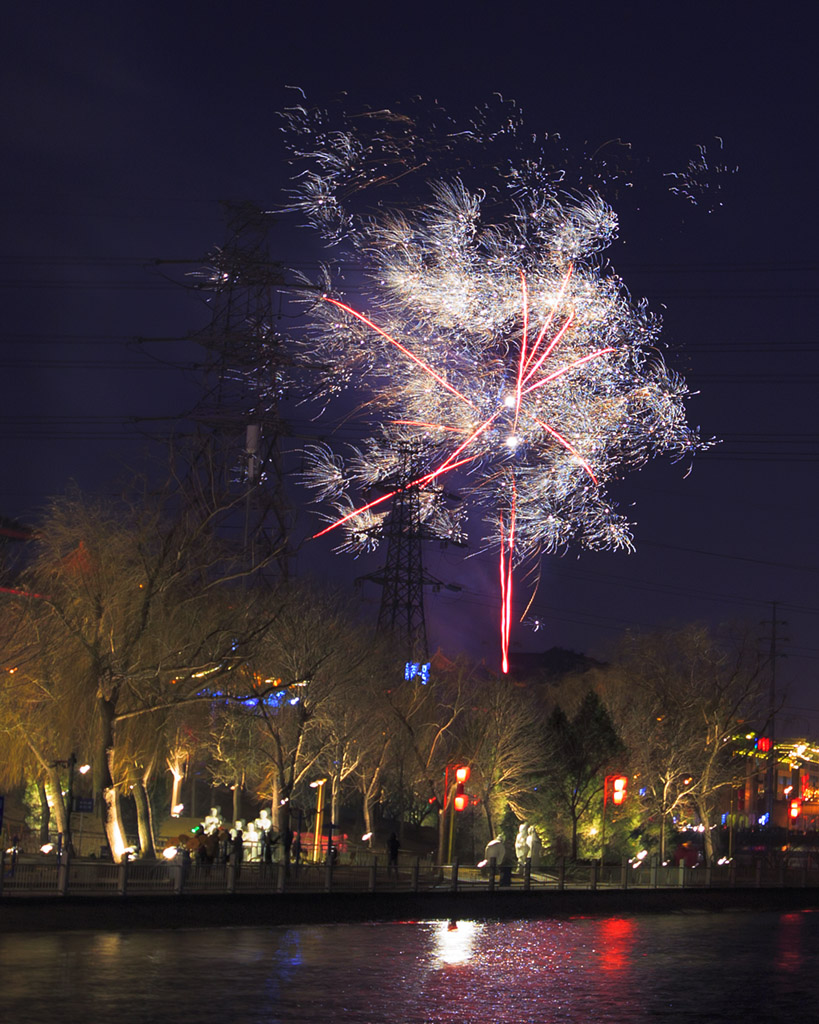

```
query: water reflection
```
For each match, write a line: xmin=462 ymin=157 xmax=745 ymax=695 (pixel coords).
xmin=774 ymin=910 xmax=805 ymax=973
xmin=432 ymin=918 xmax=480 ymax=965
xmin=597 ymin=916 xmax=636 ymax=974
xmin=1 ymin=911 xmax=818 ymax=1023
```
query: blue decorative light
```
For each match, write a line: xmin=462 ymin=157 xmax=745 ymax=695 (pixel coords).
xmin=404 ymin=662 xmax=431 ymax=684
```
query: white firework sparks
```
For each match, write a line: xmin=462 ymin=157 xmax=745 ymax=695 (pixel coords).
xmin=282 ymin=99 xmax=708 ymax=671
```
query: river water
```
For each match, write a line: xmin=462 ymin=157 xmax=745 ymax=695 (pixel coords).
xmin=1 ymin=910 xmax=816 ymax=1022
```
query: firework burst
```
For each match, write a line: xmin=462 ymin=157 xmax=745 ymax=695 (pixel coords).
xmin=283 ymin=98 xmax=708 ymax=671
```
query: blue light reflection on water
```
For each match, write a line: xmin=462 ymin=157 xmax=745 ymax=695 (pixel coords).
xmin=0 ymin=911 xmax=816 ymax=1023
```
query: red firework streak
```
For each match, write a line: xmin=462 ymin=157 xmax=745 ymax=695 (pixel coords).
xmin=315 ymin=269 xmax=610 ymax=673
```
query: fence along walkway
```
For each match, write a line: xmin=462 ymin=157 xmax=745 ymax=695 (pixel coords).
xmin=3 ymin=851 xmax=819 ymax=898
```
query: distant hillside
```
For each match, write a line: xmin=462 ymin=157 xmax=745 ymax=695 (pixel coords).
xmin=507 ymin=647 xmax=606 ymax=684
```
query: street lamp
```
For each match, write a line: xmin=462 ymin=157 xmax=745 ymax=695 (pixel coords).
xmin=445 ymin=765 xmax=470 ymax=864
xmin=310 ymin=779 xmax=327 ymax=862
xmin=73 ymin=762 xmax=91 ymax=855
xmin=601 ymin=774 xmax=628 ymax=862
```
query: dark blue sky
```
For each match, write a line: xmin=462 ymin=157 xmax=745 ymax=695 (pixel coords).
xmin=2 ymin=2 xmax=816 ymax=721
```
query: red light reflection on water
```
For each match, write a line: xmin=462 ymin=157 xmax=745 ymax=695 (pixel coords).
xmin=598 ymin=917 xmax=637 ymax=974
xmin=422 ymin=916 xmax=645 ymax=1021
xmin=774 ymin=912 xmax=804 ymax=973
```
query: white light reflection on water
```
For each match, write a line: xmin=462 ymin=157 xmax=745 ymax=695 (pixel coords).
xmin=432 ymin=918 xmax=479 ymax=964
xmin=1 ymin=911 xmax=818 ymax=1023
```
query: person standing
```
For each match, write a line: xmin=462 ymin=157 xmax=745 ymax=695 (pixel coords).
xmin=291 ymin=832 xmax=302 ymax=875
xmin=387 ymin=832 xmax=400 ymax=879
xmin=232 ymin=828 xmax=244 ymax=880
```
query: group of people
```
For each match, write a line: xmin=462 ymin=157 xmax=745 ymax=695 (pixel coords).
xmin=168 ymin=807 xmax=290 ymax=868
xmin=167 ymin=809 xmax=405 ymax=874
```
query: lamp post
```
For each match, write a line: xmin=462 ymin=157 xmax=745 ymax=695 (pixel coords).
xmin=446 ymin=765 xmax=470 ymax=864
xmin=310 ymin=779 xmax=327 ymax=863
xmin=601 ymin=774 xmax=628 ymax=863
xmin=65 ymin=753 xmax=77 ymax=855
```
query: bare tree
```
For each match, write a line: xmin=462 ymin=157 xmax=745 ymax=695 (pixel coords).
xmin=237 ymin=582 xmax=378 ymax=861
xmin=597 ymin=624 xmax=765 ymax=864
xmin=314 ymin=652 xmax=394 ymax=849
xmin=380 ymin=654 xmax=472 ymax=862
xmin=6 ymin=476 xmax=280 ymax=862
xmin=459 ymin=673 xmax=542 ymax=838
xmin=206 ymin=690 xmax=268 ymax=823
xmin=0 ymin=610 xmax=88 ymax=845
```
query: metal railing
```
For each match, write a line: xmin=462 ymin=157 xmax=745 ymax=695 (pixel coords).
xmin=3 ymin=851 xmax=818 ymax=898
xmin=0 ymin=849 xmax=441 ymax=897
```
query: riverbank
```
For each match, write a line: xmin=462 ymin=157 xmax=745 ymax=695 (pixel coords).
xmin=3 ymin=886 xmax=819 ymax=932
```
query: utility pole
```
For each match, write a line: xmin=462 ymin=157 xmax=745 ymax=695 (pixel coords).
xmin=763 ymin=601 xmax=787 ymax=825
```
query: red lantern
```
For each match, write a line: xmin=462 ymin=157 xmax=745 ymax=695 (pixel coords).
xmin=454 ymin=765 xmax=470 ymax=811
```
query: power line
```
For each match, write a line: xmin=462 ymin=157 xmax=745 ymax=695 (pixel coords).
xmin=640 ymin=539 xmax=819 ymax=575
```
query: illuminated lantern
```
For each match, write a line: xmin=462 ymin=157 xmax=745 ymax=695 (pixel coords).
xmin=790 ymin=799 xmax=800 ymax=819
xmin=611 ymin=776 xmax=628 ymax=806
xmin=454 ymin=765 xmax=470 ymax=811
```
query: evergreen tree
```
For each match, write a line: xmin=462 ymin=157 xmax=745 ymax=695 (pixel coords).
xmin=539 ymin=690 xmax=623 ymax=860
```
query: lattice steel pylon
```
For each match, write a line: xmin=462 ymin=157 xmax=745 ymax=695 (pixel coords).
xmin=359 ymin=443 xmax=460 ymax=668
xmin=189 ymin=201 xmax=292 ymax=577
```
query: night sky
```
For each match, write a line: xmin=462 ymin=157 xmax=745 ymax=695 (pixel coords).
xmin=2 ymin=4 xmax=816 ymax=725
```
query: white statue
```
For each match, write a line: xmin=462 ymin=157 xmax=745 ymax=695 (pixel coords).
xmin=526 ymin=826 xmax=543 ymax=869
xmin=202 ymin=807 xmax=224 ymax=835
xmin=515 ymin=823 xmax=529 ymax=870
xmin=244 ymin=819 xmax=260 ymax=860
xmin=255 ymin=809 xmax=273 ymax=834
xmin=484 ymin=835 xmax=506 ymax=866
xmin=254 ymin=808 xmax=277 ymax=862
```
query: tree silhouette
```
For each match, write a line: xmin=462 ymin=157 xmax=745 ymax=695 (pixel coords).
xmin=540 ymin=690 xmax=623 ymax=860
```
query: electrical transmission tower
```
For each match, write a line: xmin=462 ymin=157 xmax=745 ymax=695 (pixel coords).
xmin=359 ymin=443 xmax=461 ymax=671
xmin=189 ymin=201 xmax=292 ymax=576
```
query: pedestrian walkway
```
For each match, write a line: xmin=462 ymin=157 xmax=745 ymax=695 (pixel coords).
xmin=2 ymin=850 xmax=816 ymax=899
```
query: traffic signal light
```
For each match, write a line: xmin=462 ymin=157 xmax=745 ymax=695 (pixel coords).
xmin=790 ymin=799 xmax=800 ymax=819
xmin=454 ymin=766 xmax=470 ymax=811
xmin=611 ymin=776 xmax=628 ymax=805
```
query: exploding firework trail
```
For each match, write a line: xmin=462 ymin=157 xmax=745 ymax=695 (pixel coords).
xmin=282 ymin=98 xmax=707 ymax=672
